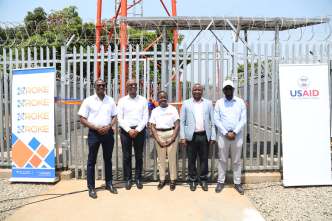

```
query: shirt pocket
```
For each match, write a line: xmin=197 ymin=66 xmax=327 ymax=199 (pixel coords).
xmin=101 ymin=104 xmax=112 ymax=117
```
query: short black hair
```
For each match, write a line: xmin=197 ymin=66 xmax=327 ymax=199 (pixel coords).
xmin=192 ymin=83 xmax=204 ymax=90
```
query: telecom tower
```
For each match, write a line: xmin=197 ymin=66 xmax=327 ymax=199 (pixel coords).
xmin=115 ymin=0 xmax=143 ymax=17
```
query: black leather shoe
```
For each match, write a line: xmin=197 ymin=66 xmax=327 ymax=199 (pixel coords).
xmin=106 ymin=184 xmax=118 ymax=194
xmin=170 ymin=181 xmax=176 ymax=191
xmin=215 ymin=183 xmax=224 ymax=193
xmin=234 ymin=184 xmax=244 ymax=195
xmin=157 ymin=180 xmax=166 ymax=190
xmin=136 ymin=179 xmax=143 ymax=189
xmin=88 ymin=188 xmax=97 ymax=199
xmin=201 ymin=181 xmax=208 ymax=191
xmin=125 ymin=180 xmax=132 ymax=190
xmin=189 ymin=181 xmax=197 ymax=191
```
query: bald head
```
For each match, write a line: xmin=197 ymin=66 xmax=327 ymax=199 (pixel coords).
xmin=94 ymin=79 xmax=106 ymax=98
xmin=126 ymin=79 xmax=137 ymax=98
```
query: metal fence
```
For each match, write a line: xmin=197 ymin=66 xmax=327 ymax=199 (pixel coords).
xmin=0 ymin=42 xmax=331 ymax=181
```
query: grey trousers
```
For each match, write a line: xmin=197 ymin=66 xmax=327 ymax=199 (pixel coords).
xmin=217 ymin=133 xmax=243 ymax=184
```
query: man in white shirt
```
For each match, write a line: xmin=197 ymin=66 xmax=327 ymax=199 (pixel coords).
xmin=117 ymin=79 xmax=149 ymax=190
xmin=214 ymin=80 xmax=247 ymax=195
xmin=180 ymin=83 xmax=216 ymax=191
xmin=149 ymin=91 xmax=180 ymax=191
xmin=78 ymin=79 xmax=117 ymax=199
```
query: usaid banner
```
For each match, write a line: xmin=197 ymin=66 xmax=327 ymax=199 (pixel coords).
xmin=10 ymin=67 xmax=57 ymax=182
xmin=279 ymin=64 xmax=332 ymax=186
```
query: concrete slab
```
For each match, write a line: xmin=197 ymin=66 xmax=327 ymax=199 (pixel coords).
xmin=7 ymin=180 xmax=265 ymax=221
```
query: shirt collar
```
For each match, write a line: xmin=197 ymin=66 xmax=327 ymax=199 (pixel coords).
xmin=127 ymin=94 xmax=139 ymax=100
xmin=192 ymin=98 xmax=204 ymax=103
xmin=93 ymin=94 xmax=107 ymax=102
xmin=224 ymin=97 xmax=236 ymax=102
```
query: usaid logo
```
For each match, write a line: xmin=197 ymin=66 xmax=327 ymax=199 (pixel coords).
xmin=290 ymin=75 xmax=319 ymax=98
xmin=297 ymin=76 xmax=310 ymax=88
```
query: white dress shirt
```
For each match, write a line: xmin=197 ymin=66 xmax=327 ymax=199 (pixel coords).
xmin=78 ymin=94 xmax=117 ymax=127
xmin=117 ymin=95 xmax=149 ymax=132
xmin=214 ymin=96 xmax=247 ymax=135
xmin=193 ymin=99 xmax=205 ymax=132
xmin=149 ymin=105 xmax=179 ymax=129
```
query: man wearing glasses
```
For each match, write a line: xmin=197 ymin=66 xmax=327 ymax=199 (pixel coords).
xmin=78 ymin=79 xmax=118 ymax=199
xmin=117 ymin=79 xmax=149 ymax=190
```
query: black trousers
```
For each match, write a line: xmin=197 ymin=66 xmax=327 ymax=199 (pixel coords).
xmin=87 ymin=129 xmax=114 ymax=189
xmin=120 ymin=128 xmax=146 ymax=181
xmin=187 ymin=132 xmax=209 ymax=182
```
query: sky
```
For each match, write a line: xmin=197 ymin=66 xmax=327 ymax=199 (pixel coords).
xmin=0 ymin=0 xmax=331 ymax=22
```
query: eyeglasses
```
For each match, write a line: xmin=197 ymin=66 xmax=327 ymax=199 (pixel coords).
xmin=128 ymin=84 xmax=137 ymax=88
xmin=96 ymin=84 xmax=106 ymax=88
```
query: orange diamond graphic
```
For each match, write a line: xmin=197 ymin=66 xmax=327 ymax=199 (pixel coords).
xmin=30 ymin=155 xmax=42 ymax=168
xmin=37 ymin=145 xmax=49 ymax=158
xmin=12 ymin=140 xmax=33 ymax=168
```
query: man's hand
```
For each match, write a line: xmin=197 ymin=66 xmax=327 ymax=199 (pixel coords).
xmin=128 ymin=129 xmax=136 ymax=138
xmin=226 ymin=131 xmax=236 ymax=140
xmin=163 ymin=139 xmax=173 ymax=147
xmin=209 ymin=140 xmax=216 ymax=145
xmin=97 ymin=125 xmax=111 ymax=135
xmin=157 ymin=140 xmax=167 ymax=148
xmin=128 ymin=129 xmax=139 ymax=138
xmin=179 ymin=139 xmax=187 ymax=146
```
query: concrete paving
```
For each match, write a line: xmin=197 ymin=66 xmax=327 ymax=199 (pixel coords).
xmin=7 ymin=180 xmax=264 ymax=221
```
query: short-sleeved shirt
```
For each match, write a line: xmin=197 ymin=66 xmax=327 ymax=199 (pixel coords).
xmin=149 ymin=105 xmax=179 ymax=129
xmin=78 ymin=94 xmax=117 ymax=127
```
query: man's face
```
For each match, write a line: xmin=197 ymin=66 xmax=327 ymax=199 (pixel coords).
xmin=127 ymin=81 xmax=137 ymax=97
xmin=158 ymin=92 xmax=168 ymax=108
xmin=95 ymin=80 xmax=106 ymax=96
xmin=223 ymin=86 xmax=234 ymax=100
xmin=192 ymin=85 xmax=203 ymax=100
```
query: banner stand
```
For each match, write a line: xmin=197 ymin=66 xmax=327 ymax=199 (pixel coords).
xmin=279 ymin=64 xmax=332 ymax=187
xmin=10 ymin=67 xmax=57 ymax=183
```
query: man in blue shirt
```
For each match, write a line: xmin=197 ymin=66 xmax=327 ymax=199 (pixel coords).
xmin=214 ymin=80 xmax=247 ymax=195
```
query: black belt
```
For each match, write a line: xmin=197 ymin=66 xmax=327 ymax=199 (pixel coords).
xmin=156 ymin=127 xmax=175 ymax=132
xmin=194 ymin=131 xmax=206 ymax=136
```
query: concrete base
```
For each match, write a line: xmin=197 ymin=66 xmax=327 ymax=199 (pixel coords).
xmin=224 ymin=171 xmax=281 ymax=184
xmin=0 ymin=168 xmax=11 ymax=178
xmin=243 ymin=172 xmax=281 ymax=184
xmin=1 ymin=169 xmax=281 ymax=184
xmin=58 ymin=170 xmax=73 ymax=180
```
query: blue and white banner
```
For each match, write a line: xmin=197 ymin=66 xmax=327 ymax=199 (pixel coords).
xmin=10 ymin=67 xmax=57 ymax=182
xmin=279 ymin=64 xmax=332 ymax=186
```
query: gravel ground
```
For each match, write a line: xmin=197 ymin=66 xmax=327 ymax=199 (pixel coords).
xmin=244 ymin=182 xmax=332 ymax=221
xmin=0 ymin=179 xmax=50 ymax=221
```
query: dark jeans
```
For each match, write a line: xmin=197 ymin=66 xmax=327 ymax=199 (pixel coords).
xmin=120 ymin=128 xmax=146 ymax=181
xmin=87 ymin=129 xmax=114 ymax=189
xmin=187 ymin=132 xmax=209 ymax=182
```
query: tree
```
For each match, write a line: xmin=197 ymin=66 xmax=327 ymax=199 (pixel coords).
xmin=24 ymin=7 xmax=47 ymax=34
